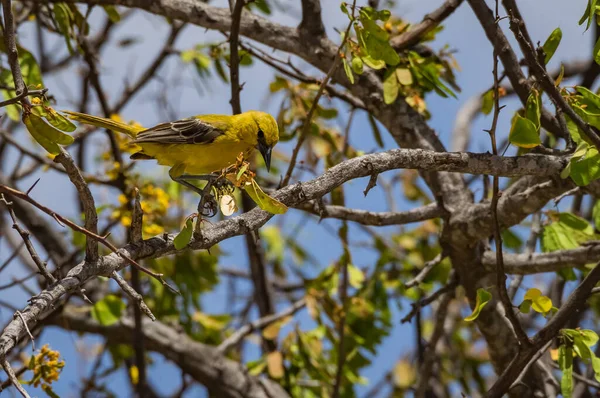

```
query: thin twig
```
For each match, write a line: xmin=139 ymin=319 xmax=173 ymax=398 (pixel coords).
xmin=414 ymin=287 xmax=455 ymax=397
xmin=391 ymin=0 xmax=464 ymax=50
xmin=405 ymin=253 xmax=445 ymax=289
xmin=506 ymin=8 xmax=600 ymax=149
xmin=1 ymin=359 xmax=31 ymax=398
xmin=402 ymin=275 xmax=458 ymax=323
xmin=112 ymin=271 xmax=156 ymax=321
xmin=0 ymin=184 xmax=179 ymax=294
xmin=14 ymin=311 xmax=33 ymax=351
xmin=488 ymin=0 xmax=530 ymax=348
xmin=54 ymin=150 xmax=99 ymax=262
xmin=229 ymin=0 xmax=245 ymax=116
xmin=217 ymin=298 xmax=306 ymax=354
xmin=509 ymin=340 xmax=553 ymax=392
xmin=1 ymin=0 xmax=29 ymax=106
xmin=280 ymin=1 xmax=357 ymax=188
xmin=1 ymin=194 xmax=56 ymax=284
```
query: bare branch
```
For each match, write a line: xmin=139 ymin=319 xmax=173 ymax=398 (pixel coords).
xmin=112 ymin=271 xmax=156 ymax=321
xmin=391 ymin=0 xmax=464 ymax=51
xmin=217 ymin=298 xmax=306 ymax=354
xmin=414 ymin=286 xmax=455 ymax=396
xmin=54 ymin=150 xmax=99 ymax=262
xmin=130 ymin=187 xmax=143 ymax=244
xmin=50 ymin=306 xmax=290 ymax=398
xmin=296 ymin=201 xmax=446 ymax=226
xmin=1 ymin=359 xmax=30 ymax=398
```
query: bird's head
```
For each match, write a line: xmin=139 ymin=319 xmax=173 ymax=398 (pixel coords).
xmin=249 ymin=111 xmax=279 ymax=172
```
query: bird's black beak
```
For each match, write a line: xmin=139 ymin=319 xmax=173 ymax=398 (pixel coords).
xmin=258 ymin=141 xmax=272 ymax=172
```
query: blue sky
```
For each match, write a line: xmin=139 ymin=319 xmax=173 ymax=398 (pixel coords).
xmin=0 ymin=0 xmax=593 ymax=396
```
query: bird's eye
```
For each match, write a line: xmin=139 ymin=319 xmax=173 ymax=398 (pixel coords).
xmin=258 ymin=129 xmax=265 ymax=139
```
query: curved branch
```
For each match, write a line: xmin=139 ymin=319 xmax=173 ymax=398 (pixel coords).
xmin=49 ymin=306 xmax=290 ymax=398
xmin=0 ymin=148 xmax=569 ymax=362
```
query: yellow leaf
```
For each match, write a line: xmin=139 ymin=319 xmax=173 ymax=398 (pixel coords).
xmin=244 ymin=179 xmax=287 ymax=214
xmin=129 ymin=365 xmax=139 ymax=385
xmin=348 ymin=264 xmax=365 ymax=289
xmin=464 ymin=288 xmax=491 ymax=322
xmin=393 ymin=360 xmax=416 ymax=388
xmin=267 ymin=351 xmax=284 ymax=379
xmin=262 ymin=316 xmax=292 ymax=340
xmin=551 ymin=348 xmax=559 ymax=361
xmin=524 ymin=288 xmax=542 ymax=300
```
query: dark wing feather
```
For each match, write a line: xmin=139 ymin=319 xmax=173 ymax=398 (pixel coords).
xmin=133 ymin=118 xmax=224 ymax=145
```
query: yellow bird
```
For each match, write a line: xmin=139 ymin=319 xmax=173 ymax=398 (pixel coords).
xmin=65 ymin=110 xmax=279 ymax=191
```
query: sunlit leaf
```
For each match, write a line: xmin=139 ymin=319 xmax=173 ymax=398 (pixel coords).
xmin=464 ymin=288 xmax=491 ymax=322
xmin=383 ymin=68 xmax=399 ymax=104
xmin=173 ymin=217 xmax=194 ymax=250
xmin=267 ymin=351 xmax=284 ymax=379
xmin=102 ymin=5 xmax=121 ymax=22
xmin=542 ymin=27 xmax=562 ymax=64
xmin=559 ymin=345 xmax=573 ymax=398
xmin=509 ymin=115 xmax=540 ymax=148
xmin=244 ymin=179 xmax=288 ymax=214
xmin=343 ymin=58 xmax=354 ymax=84
xmin=91 ymin=295 xmax=125 ymax=326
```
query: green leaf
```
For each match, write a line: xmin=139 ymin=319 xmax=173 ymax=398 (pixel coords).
xmin=102 ymin=5 xmax=121 ymax=22
xmin=361 ymin=55 xmax=386 ymax=70
xmin=593 ymin=200 xmax=600 ymax=229
xmin=559 ymin=212 xmax=594 ymax=234
xmin=595 ymin=36 xmax=600 ymax=66
xmin=368 ymin=113 xmax=384 ymax=148
xmin=579 ymin=0 xmax=598 ymax=31
xmin=464 ymin=288 xmax=491 ymax=322
xmin=348 ymin=264 xmax=365 ymax=289
xmin=174 ymin=217 xmax=194 ymax=250
xmin=45 ymin=109 xmax=77 ymax=132
xmin=23 ymin=114 xmax=62 ymax=154
xmin=559 ymin=345 xmax=573 ymax=398
xmin=249 ymin=0 xmax=271 ymax=15
xmin=525 ymin=90 xmax=541 ymax=129
xmin=519 ymin=300 xmax=532 ymax=314
xmin=481 ymin=89 xmax=494 ymax=115
xmin=351 ymin=57 xmax=364 ymax=75
xmin=27 ymin=112 xmax=73 ymax=145
xmin=54 ymin=3 xmax=74 ymax=54
xmin=383 ymin=68 xmax=399 ymax=104
xmin=365 ymin=34 xmax=400 ymax=66
xmin=395 ymin=68 xmax=413 ymax=85
xmin=343 ymin=58 xmax=354 ymax=84
xmin=361 ymin=18 xmax=389 ymax=41
xmin=576 ymin=86 xmax=600 ymax=110
xmin=542 ymin=28 xmax=562 ymax=64
xmin=501 ymin=228 xmax=522 ymax=250
xmin=244 ymin=179 xmax=288 ymax=214
xmin=509 ymin=115 xmax=541 ymax=148
xmin=91 ymin=294 xmax=125 ymax=326
xmin=570 ymin=147 xmax=600 ymax=186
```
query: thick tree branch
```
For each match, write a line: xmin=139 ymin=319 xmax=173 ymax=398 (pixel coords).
xmin=49 ymin=306 xmax=290 ymax=398
xmin=1 ymin=147 xmax=559 ymax=362
xmin=483 ymin=244 xmax=600 ymax=275
xmin=299 ymin=0 xmax=325 ymax=37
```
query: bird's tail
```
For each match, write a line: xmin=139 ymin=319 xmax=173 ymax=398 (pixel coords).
xmin=63 ymin=111 xmax=145 ymax=138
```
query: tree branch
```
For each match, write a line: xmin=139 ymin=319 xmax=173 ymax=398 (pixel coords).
xmin=49 ymin=306 xmax=290 ymax=398
xmin=299 ymin=0 xmax=325 ymax=37
xmin=391 ymin=0 xmax=464 ymax=51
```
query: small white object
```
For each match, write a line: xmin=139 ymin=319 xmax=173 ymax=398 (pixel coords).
xmin=220 ymin=194 xmax=238 ymax=216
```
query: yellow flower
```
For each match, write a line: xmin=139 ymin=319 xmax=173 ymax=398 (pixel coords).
xmin=144 ymin=223 xmax=164 ymax=236
xmin=121 ymin=216 xmax=132 ymax=227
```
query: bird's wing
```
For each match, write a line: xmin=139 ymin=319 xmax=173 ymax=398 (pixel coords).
xmin=132 ymin=118 xmax=225 ymax=145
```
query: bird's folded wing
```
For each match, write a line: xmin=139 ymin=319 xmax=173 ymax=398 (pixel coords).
xmin=133 ymin=118 xmax=225 ymax=145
